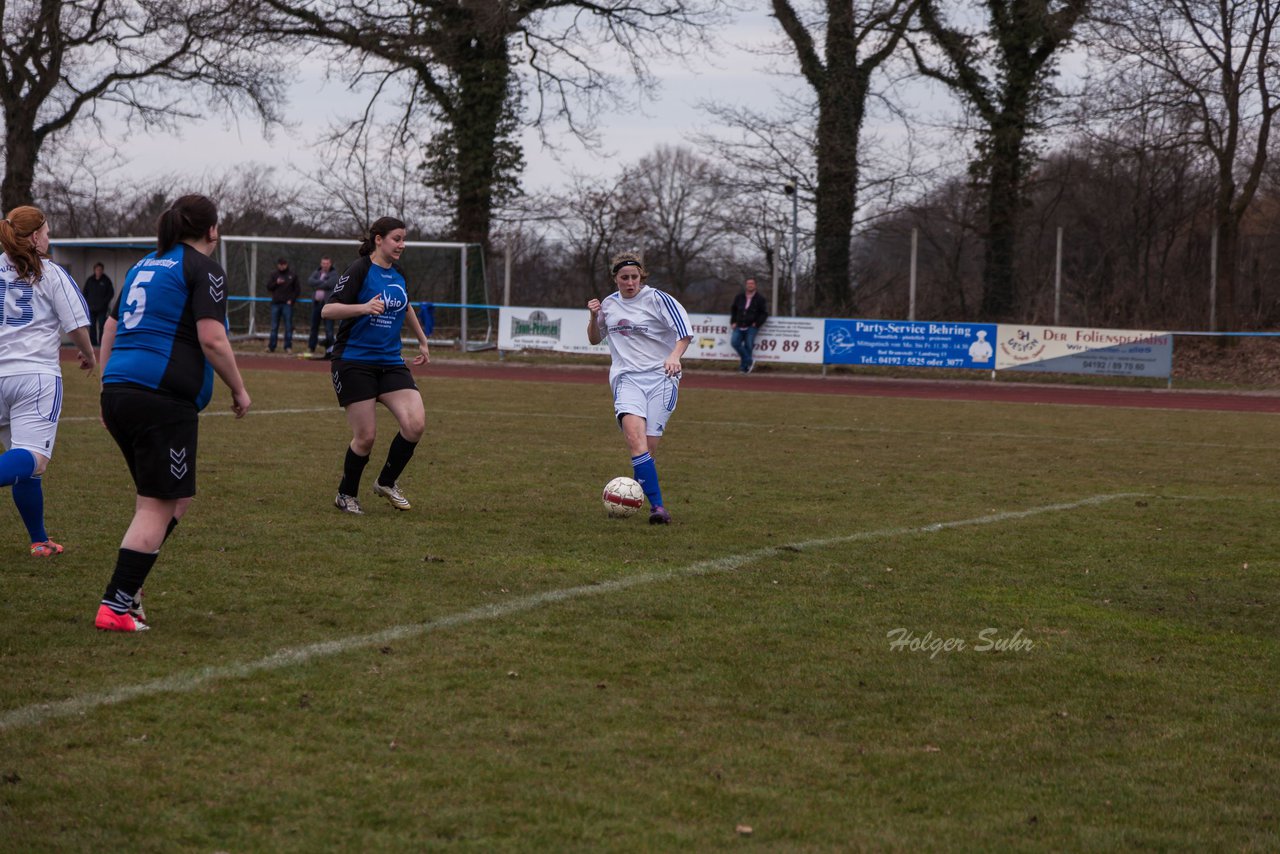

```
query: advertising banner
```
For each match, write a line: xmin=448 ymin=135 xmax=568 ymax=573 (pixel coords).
xmin=498 ymin=307 xmax=822 ymax=364
xmin=822 ymin=319 xmax=999 ymax=369
xmin=686 ymin=314 xmax=825 ymax=365
xmin=498 ymin=306 xmax=608 ymax=355
xmin=499 ymin=307 xmax=1174 ymax=380
xmin=995 ymin=325 xmax=1173 ymax=378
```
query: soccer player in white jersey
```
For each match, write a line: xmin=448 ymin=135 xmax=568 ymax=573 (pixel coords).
xmin=586 ymin=251 xmax=692 ymax=524
xmin=0 ymin=205 xmax=97 ymax=557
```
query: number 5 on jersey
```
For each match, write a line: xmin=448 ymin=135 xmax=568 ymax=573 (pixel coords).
xmin=123 ymin=270 xmax=153 ymax=328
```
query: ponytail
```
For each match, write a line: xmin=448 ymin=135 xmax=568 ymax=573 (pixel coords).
xmin=359 ymin=216 xmax=407 ymax=257
xmin=156 ymin=194 xmax=218 ymax=255
xmin=0 ymin=206 xmax=48 ymax=282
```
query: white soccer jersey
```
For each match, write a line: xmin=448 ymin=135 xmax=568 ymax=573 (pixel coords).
xmin=0 ymin=254 xmax=91 ymax=378
xmin=596 ymin=285 xmax=693 ymax=386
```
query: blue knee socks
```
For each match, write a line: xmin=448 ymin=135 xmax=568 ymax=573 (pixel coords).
xmin=632 ymin=453 xmax=663 ymax=509
xmin=12 ymin=475 xmax=47 ymax=543
xmin=1 ymin=450 xmax=43 ymax=544
xmin=0 ymin=448 xmax=36 ymax=487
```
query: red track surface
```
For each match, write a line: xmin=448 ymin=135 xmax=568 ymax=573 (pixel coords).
xmin=229 ymin=353 xmax=1280 ymax=414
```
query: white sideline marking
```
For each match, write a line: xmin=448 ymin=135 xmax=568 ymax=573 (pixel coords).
xmin=0 ymin=492 xmax=1139 ymax=733
xmin=60 ymin=407 xmax=338 ymax=423
xmin=61 ymin=406 xmax=1277 ymax=451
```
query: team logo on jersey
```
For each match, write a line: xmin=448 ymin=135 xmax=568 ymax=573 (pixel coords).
xmin=334 ymin=275 xmax=349 ymax=294
xmin=609 ymin=318 xmax=647 ymax=337
xmin=208 ymin=273 xmax=225 ymax=302
xmin=380 ymin=283 xmax=408 ymax=313
xmin=169 ymin=446 xmax=188 ymax=480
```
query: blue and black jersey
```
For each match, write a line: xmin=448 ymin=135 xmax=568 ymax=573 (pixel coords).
xmin=102 ymin=245 xmax=228 ymax=411
xmin=329 ymin=256 xmax=411 ymax=365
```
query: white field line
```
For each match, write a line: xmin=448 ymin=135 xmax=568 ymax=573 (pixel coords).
xmin=58 ymin=407 xmax=340 ymax=423
xmin=61 ymin=406 xmax=1280 ymax=452
xmin=0 ymin=492 xmax=1140 ymax=734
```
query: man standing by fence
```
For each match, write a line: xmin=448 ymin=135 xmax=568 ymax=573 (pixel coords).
xmin=266 ymin=257 xmax=300 ymax=353
xmin=730 ymin=277 xmax=768 ymax=373
xmin=82 ymin=262 xmax=114 ymax=347
xmin=307 ymin=255 xmax=339 ymax=358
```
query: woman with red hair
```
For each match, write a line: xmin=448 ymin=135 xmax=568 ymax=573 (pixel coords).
xmin=0 ymin=205 xmax=97 ymax=557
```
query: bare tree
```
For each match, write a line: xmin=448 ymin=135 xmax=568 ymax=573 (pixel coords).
xmin=913 ymin=0 xmax=1090 ymax=320
xmin=1037 ymin=69 xmax=1216 ymax=327
xmin=0 ymin=0 xmax=283 ymax=212
xmin=522 ymin=172 xmax=646 ymax=299
xmin=254 ymin=0 xmax=722 ymax=250
xmin=627 ymin=145 xmax=736 ymax=298
xmin=770 ymin=0 xmax=921 ymax=311
xmin=691 ymin=102 xmax=815 ymax=295
xmin=1088 ymin=0 xmax=1280 ymax=330
xmin=298 ymin=124 xmax=448 ymax=237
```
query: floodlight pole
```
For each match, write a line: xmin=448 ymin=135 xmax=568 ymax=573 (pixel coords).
xmin=771 ymin=231 xmax=781 ymax=318
xmin=909 ymin=227 xmax=918 ymax=321
xmin=503 ymin=243 xmax=512 ymax=306
xmin=1054 ymin=226 xmax=1063 ymax=325
xmin=1209 ymin=223 xmax=1218 ymax=332
xmin=785 ymin=177 xmax=798 ymax=316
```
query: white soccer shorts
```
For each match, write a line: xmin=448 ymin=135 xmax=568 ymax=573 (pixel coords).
xmin=0 ymin=373 xmax=63 ymax=459
xmin=612 ymin=371 xmax=679 ymax=437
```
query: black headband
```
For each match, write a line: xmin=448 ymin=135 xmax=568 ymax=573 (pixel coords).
xmin=612 ymin=259 xmax=642 ymax=275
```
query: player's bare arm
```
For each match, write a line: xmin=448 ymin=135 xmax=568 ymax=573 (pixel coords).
xmin=587 ymin=298 xmax=603 ymax=345
xmin=664 ymin=335 xmax=693 ymax=377
xmin=68 ymin=325 xmax=97 ymax=376
xmin=322 ymin=294 xmax=385 ymax=320
xmin=404 ymin=302 xmax=431 ymax=366
xmin=196 ymin=317 xmax=251 ymax=418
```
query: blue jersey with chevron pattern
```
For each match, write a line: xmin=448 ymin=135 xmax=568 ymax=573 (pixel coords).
xmin=102 ymin=244 xmax=229 ymax=411
xmin=329 ymin=255 xmax=411 ymax=365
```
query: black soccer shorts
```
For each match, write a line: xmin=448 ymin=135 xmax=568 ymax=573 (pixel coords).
xmin=330 ymin=360 xmax=417 ymax=407
xmin=101 ymin=385 xmax=200 ymax=500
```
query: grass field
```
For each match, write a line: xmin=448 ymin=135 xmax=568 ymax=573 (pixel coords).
xmin=2 ymin=366 xmax=1277 ymax=851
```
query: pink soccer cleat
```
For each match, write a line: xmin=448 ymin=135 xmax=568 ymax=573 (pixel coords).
xmin=95 ymin=604 xmax=149 ymax=633
xmin=30 ymin=540 xmax=64 ymax=557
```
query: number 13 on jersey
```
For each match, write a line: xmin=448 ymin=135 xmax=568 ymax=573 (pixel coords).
xmin=0 ymin=278 xmax=35 ymax=327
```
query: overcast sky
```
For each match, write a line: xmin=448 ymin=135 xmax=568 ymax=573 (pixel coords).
xmin=99 ymin=11 xmax=800 ymax=195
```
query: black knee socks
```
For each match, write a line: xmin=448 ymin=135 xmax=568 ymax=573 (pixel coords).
xmin=340 ymin=447 xmax=371 ymax=496
xmin=377 ymin=433 xmax=418 ymax=488
xmin=101 ymin=549 xmax=159 ymax=614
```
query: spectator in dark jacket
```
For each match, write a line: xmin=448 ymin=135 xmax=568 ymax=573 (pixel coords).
xmin=307 ymin=255 xmax=340 ymax=357
xmin=266 ymin=257 xmax=300 ymax=352
xmin=82 ymin=262 xmax=114 ymax=346
xmin=730 ymin=277 xmax=768 ymax=373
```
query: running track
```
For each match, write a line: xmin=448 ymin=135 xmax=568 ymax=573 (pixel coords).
xmin=232 ymin=353 xmax=1280 ymax=414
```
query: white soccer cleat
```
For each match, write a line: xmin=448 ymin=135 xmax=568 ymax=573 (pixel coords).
xmin=371 ymin=481 xmax=411 ymax=511
xmin=334 ymin=493 xmax=364 ymax=515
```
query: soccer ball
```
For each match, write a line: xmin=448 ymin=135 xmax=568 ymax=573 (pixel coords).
xmin=602 ymin=476 xmax=645 ymax=518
